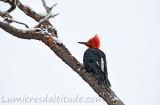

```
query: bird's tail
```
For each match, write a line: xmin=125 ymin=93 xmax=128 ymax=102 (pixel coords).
xmin=89 ymin=62 xmax=111 ymax=88
xmin=102 ymin=80 xmax=112 ymax=93
xmin=106 ymin=78 xmax=111 ymax=87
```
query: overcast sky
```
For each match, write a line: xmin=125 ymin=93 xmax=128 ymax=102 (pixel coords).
xmin=0 ymin=0 xmax=160 ymax=105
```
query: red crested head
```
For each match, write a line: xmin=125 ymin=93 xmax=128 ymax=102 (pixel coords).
xmin=87 ymin=34 xmax=100 ymax=48
xmin=78 ymin=34 xmax=100 ymax=49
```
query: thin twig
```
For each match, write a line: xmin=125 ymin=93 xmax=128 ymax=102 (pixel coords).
xmin=41 ymin=0 xmax=57 ymax=14
xmin=12 ymin=19 xmax=29 ymax=28
xmin=3 ymin=17 xmax=29 ymax=28
xmin=51 ymin=13 xmax=59 ymax=18
xmin=50 ymin=3 xmax=58 ymax=10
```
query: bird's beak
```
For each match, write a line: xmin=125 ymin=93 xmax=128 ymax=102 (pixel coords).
xmin=78 ymin=42 xmax=88 ymax=45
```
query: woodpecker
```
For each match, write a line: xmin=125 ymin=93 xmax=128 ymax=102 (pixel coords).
xmin=78 ymin=35 xmax=111 ymax=89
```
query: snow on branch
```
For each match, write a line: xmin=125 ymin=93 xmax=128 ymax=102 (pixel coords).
xmin=15 ymin=0 xmax=43 ymax=22
xmin=20 ymin=27 xmax=42 ymax=33
xmin=34 ymin=13 xmax=59 ymax=28
xmin=34 ymin=13 xmax=52 ymax=28
xmin=52 ymin=36 xmax=63 ymax=45
xmin=15 ymin=0 xmax=57 ymax=37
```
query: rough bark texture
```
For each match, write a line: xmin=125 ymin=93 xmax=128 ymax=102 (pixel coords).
xmin=0 ymin=1 xmax=125 ymax=105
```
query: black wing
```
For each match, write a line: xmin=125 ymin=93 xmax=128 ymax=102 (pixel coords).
xmin=83 ymin=48 xmax=111 ymax=87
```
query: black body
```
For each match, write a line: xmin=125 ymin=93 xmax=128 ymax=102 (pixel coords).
xmin=83 ymin=48 xmax=111 ymax=88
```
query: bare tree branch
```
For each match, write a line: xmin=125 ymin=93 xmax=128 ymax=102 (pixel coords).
xmin=15 ymin=0 xmax=41 ymax=22
xmin=0 ymin=1 xmax=125 ymax=105
xmin=15 ymin=0 xmax=57 ymax=37
xmin=0 ymin=11 xmax=12 ymax=18
xmin=41 ymin=0 xmax=57 ymax=14
xmin=0 ymin=0 xmax=16 ymax=13
xmin=3 ymin=17 xmax=29 ymax=28
xmin=34 ymin=13 xmax=59 ymax=28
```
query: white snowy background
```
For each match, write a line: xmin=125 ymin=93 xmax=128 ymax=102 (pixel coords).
xmin=0 ymin=0 xmax=160 ymax=105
